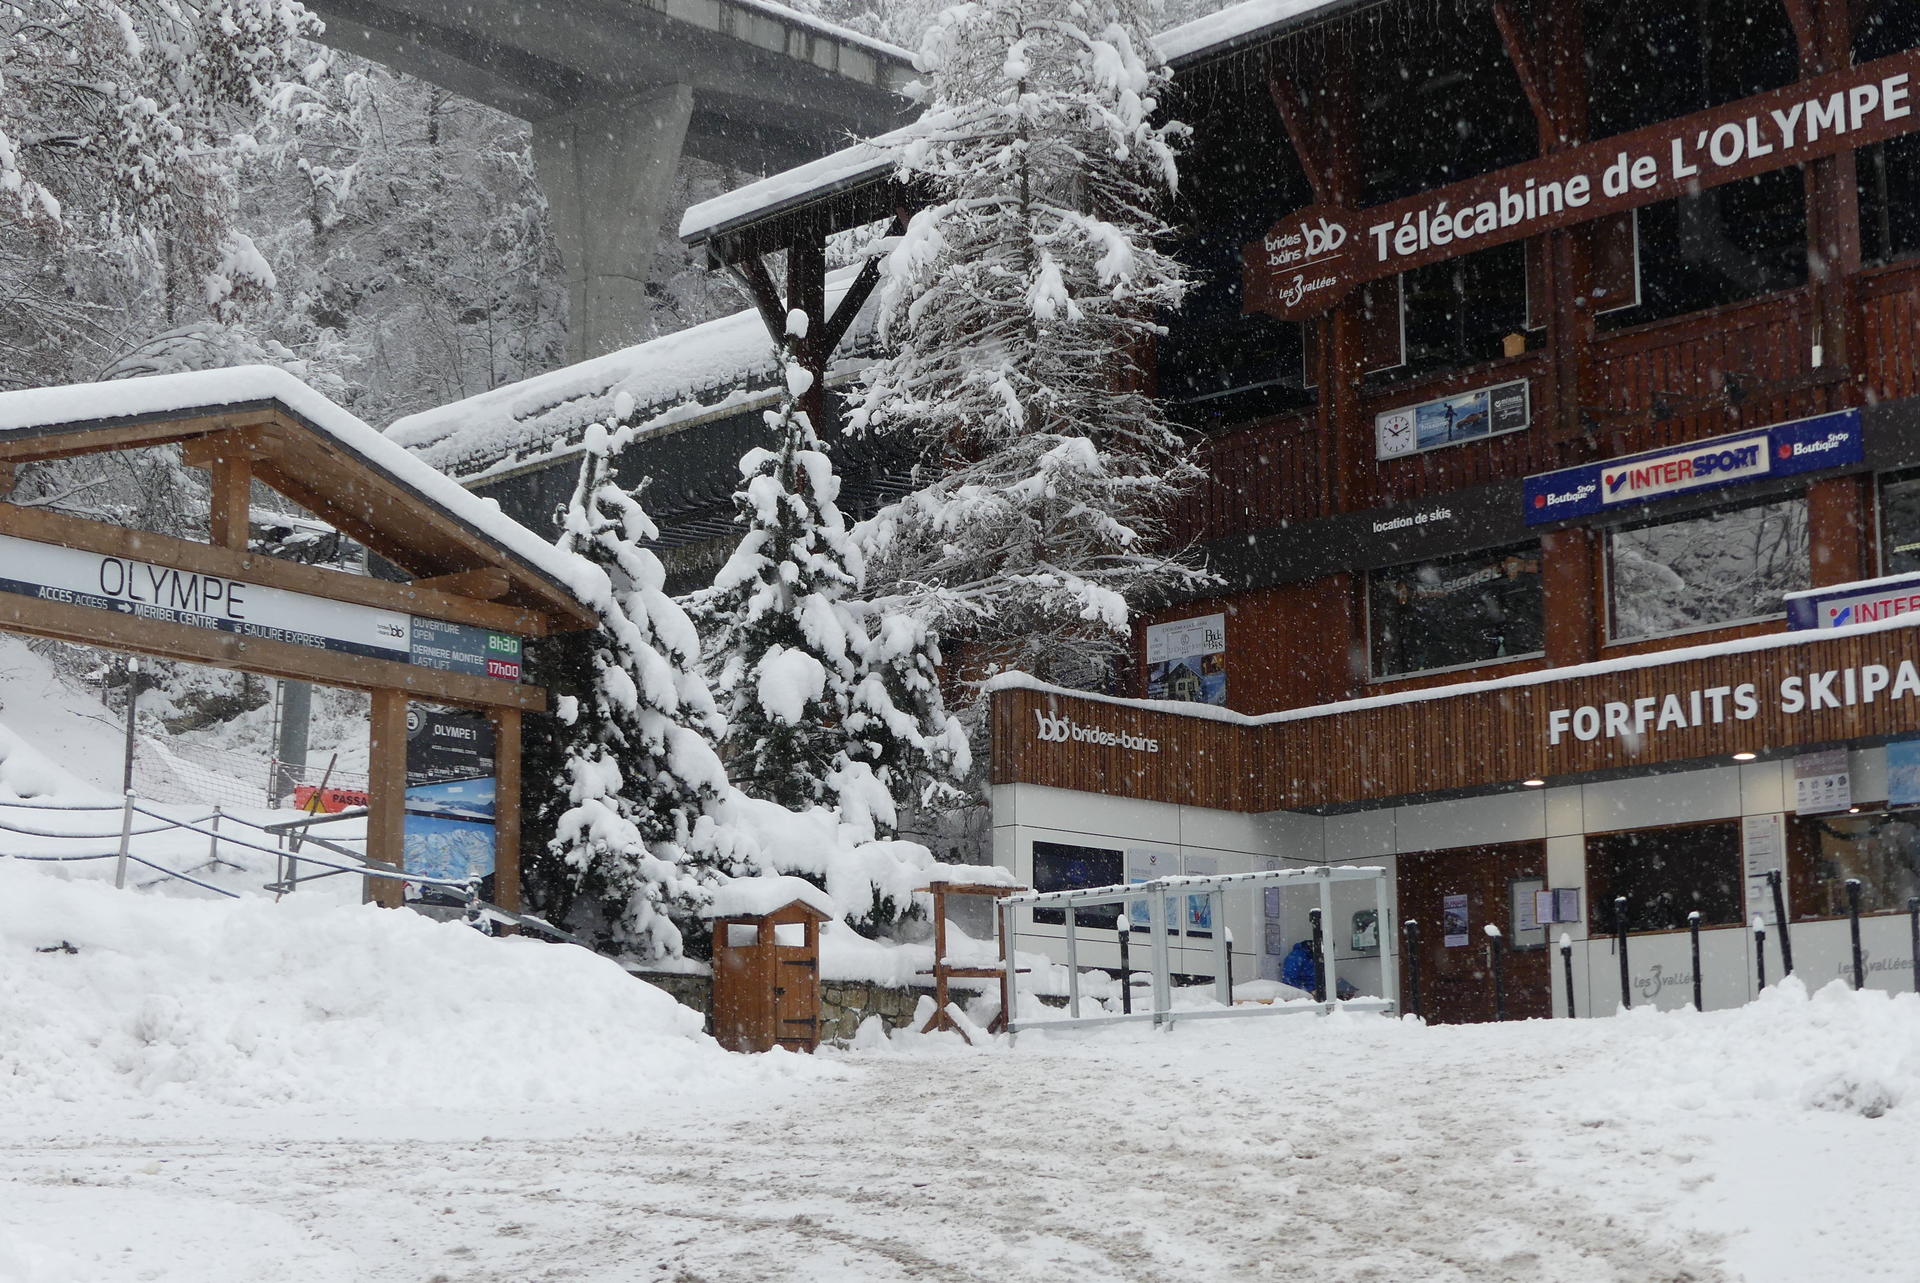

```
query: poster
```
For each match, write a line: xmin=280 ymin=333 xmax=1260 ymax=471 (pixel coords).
xmin=1442 ymin=893 xmax=1469 ymax=947
xmin=1145 ymin=614 xmax=1227 ymax=706
xmin=1375 ymin=379 xmax=1528 ymax=459
xmin=1889 ymin=740 xmax=1920 ymax=809
xmin=403 ymin=706 xmax=497 ymax=902
xmin=1127 ymin=849 xmax=1179 ymax=932
xmin=1184 ymin=855 xmax=1216 ymax=937
xmin=1794 ymin=749 xmax=1851 ymax=816
xmin=1743 ymin=813 xmax=1787 ymax=928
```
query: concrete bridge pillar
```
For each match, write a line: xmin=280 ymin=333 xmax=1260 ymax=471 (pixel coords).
xmin=532 ymin=84 xmax=695 ymax=362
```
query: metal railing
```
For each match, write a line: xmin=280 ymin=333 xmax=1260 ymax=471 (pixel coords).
xmin=998 ymin=865 xmax=1397 ymax=1044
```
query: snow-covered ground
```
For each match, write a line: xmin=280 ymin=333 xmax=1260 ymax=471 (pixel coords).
xmin=6 ymin=845 xmax=1920 ymax=1282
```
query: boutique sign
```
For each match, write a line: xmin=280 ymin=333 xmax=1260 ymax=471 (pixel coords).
xmin=1521 ymin=410 xmax=1862 ymax=525
xmin=1246 ymin=49 xmax=1920 ymax=321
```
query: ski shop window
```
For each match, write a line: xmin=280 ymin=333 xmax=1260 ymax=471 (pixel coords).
xmin=1031 ymin=841 xmax=1123 ymax=928
xmin=1857 ymin=0 xmax=1920 ymax=266
xmin=1788 ymin=809 xmax=1920 ymax=922
xmin=1607 ymin=496 xmax=1809 ymax=642
xmin=1588 ymin=821 xmax=1745 ymax=934
xmin=1878 ymin=470 xmax=1920 ymax=575
xmin=1162 ymin=64 xmax=1312 ymax=431
xmin=1367 ymin=542 xmax=1544 ymax=680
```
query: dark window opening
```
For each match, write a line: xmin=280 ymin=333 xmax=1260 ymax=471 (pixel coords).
xmin=1585 ymin=0 xmax=1798 ymax=141
xmin=1031 ymin=841 xmax=1124 ymax=928
xmin=1789 ymin=809 xmax=1920 ymax=922
xmin=1391 ymin=241 xmax=1530 ymax=378
xmin=1589 ymin=821 xmax=1745 ymax=934
xmin=1857 ymin=1 xmax=1920 ymax=266
xmin=1880 ymin=470 xmax=1920 ymax=575
xmin=1367 ymin=542 xmax=1543 ymax=680
xmin=1597 ymin=173 xmax=1808 ymax=330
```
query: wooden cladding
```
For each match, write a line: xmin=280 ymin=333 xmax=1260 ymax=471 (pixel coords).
xmin=994 ymin=621 xmax=1920 ymax=813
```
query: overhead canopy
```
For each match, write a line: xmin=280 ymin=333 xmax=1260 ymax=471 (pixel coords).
xmin=0 ymin=367 xmax=599 ymax=636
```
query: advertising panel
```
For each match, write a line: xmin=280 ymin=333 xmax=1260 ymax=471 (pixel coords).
xmin=1522 ymin=410 xmax=1862 ymax=525
xmin=1889 ymin=741 xmax=1920 ymax=809
xmin=1375 ymin=380 xmax=1529 ymax=460
xmin=1794 ymin=749 xmax=1852 ymax=817
xmin=403 ymin=706 xmax=497 ymax=900
xmin=0 ymin=531 xmax=524 ymax=680
xmin=1785 ymin=572 xmax=1920 ymax=631
xmin=1145 ymin=613 xmax=1226 ymax=705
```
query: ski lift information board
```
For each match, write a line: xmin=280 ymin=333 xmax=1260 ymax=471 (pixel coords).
xmin=404 ymin=706 xmax=498 ymax=898
xmin=0 ymin=530 xmax=523 ymax=680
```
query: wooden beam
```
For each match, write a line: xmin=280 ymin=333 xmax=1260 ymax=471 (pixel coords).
xmin=0 ymin=501 xmax=547 ymax=636
xmin=0 ymin=585 xmax=547 ymax=710
xmin=489 ymin=705 xmax=523 ymax=918
xmin=817 ymin=216 xmax=902 ymax=357
xmin=731 ymin=254 xmax=789 ymax=344
xmin=786 ymin=239 xmax=830 ymax=429
xmin=1491 ymin=0 xmax=1556 ymax=145
xmin=411 ymin=567 xmax=513 ymax=601
xmin=208 ymin=453 xmax=253 ymax=551
xmin=367 ymin=689 xmax=408 ymax=907
xmin=1266 ymin=70 xmax=1331 ymax=204
xmin=0 ymin=412 xmax=278 ymax=464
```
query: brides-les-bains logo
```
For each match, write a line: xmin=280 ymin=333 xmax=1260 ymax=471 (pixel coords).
xmin=1032 ymin=709 xmax=1160 ymax=754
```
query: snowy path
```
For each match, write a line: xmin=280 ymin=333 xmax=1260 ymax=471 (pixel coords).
xmin=3 ymin=1009 xmax=1785 ymax=1283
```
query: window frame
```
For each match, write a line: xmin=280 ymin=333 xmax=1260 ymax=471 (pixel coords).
xmin=1364 ymin=540 xmax=1546 ymax=683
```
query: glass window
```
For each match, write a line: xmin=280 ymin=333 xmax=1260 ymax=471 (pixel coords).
xmin=1596 ymin=176 xmax=1808 ymax=330
xmin=1397 ymin=241 xmax=1529 ymax=378
xmin=1880 ymin=471 xmax=1920 ymax=575
xmin=1588 ymin=821 xmax=1745 ymax=934
xmin=1031 ymin=841 xmax=1123 ymax=928
xmin=1608 ymin=497 xmax=1808 ymax=641
xmin=1367 ymin=543 xmax=1543 ymax=680
xmin=1857 ymin=1 xmax=1920 ymax=266
xmin=1789 ymin=811 xmax=1920 ymax=921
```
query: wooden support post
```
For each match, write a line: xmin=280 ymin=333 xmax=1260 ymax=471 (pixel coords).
xmin=1541 ymin=526 xmax=1600 ymax=667
xmin=1808 ymin=474 xmax=1872 ymax=587
xmin=207 ymin=453 xmax=252 ymax=551
xmin=1797 ymin=0 xmax=1863 ymax=407
xmin=489 ymin=704 xmax=523 ymax=919
xmin=367 ymin=689 xmax=408 ymax=907
xmin=786 ymin=238 xmax=830 ymax=430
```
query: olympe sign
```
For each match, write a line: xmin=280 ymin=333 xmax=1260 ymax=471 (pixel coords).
xmin=1247 ymin=49 xmax=1920 ymax=320
xmin=0 ymin=531 xmax=522 ymax=680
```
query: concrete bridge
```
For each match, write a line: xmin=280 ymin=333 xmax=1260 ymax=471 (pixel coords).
xmin=306 ymin=0 xmax=913 ymax=359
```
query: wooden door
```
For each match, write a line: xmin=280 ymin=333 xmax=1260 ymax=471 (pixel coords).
xmin=1398 ymin=841 xmax=1553 ymax=1024
xmin=772 ymin=921 xmax=822 ymax=1052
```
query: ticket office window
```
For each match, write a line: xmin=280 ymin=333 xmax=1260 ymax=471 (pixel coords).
xmin=1607 ymin=497 xmax=1809 ymax=642
xmin=1588 ymin=821 xmax=1745 ymax=935
xmin=1367 ymin=542 xmax=1544 ymax=680
xmin=1031 ymin=841 xmax=1123 ymax=928
xmin=1789 ymin=810 xmax=1920 ymax=922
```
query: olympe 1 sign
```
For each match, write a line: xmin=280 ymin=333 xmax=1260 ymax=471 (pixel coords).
xmin=1247 ymin=48 xmax=1920 ymax=321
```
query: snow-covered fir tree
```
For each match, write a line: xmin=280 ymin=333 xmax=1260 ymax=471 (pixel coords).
xmin=697 ymin=309 xmax=967 ymax=839
xmin=852 ymin=0 xmax=1208 ymax=688
xmin=537 ymin=426 xmax=752 ymax=958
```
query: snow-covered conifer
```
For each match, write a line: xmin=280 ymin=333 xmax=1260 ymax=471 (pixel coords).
xmin=537 ymin=427 xmax=750 ymax=958
xmin=845 ymin=611 xmax=971 ymax=821
xmin=852 ymin=0 xmax=1208 ymax=685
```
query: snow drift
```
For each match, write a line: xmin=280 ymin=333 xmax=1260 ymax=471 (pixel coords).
xmin=0 ymin=862 xmax=830 ymax=1118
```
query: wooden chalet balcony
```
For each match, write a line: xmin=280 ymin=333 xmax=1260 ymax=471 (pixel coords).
xmin=1167 ymin=257 xmax=1920 ymax=547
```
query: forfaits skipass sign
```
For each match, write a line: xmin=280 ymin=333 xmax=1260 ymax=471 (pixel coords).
xmin=0 ymin=531 xmax=523 ymax=680
xmin=1520 ymin=410 xmax=1862 ymax=525
xmin=1246 ymin=49 xmax=1920 ymax=321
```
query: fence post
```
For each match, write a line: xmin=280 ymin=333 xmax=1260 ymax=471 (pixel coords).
xmin=1116 ymin=913 xmax=1132 ymax=1015
xmin=1308 ymin=906 xmax=1326 ymax=1003
xmin=207 ymin=805 xmax=223 ymax=870
xmin=1213 ymin=901 xmax=1232 ymax=1009
xmin=1402 ymin=918 xmax=1422 ymax=1018
xmin=112 ymin=790 xmax=136 ymax=890
xmin=1000 ymin=896 xmax=1019 ymax=1047
xmin=1847 ymin=878 xmax=1865 ymax=990
xmin=1317 ymin=872 xmax=1339 ymax=1005
xmin=1560 ymin=933 xmax=1576 ymax=1019
xmin=1688 ymin=911 xmax=1703 ymax=1010
xmin=1065 ymin=897 xmax=1081 ymax=1020
xmin=1615 ymin=895 xmax=1631 ymax=1011
xmin=1148 ymin=881 xmax=1172 ymax=1028
xmin=1768 ymin=870 xmax=1794 ymax=974
xmin=1484 ymin=923 xmax=1506 ymax=1020
xmin=1753 ymin=916 xmax=1768 ymax=992
xmin=1909 ymin=898 xmax=1919 ymax=996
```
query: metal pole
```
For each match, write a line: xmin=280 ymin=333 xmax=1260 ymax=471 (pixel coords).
xmin=1308 ymin=906 xmax=1326 ymax=1003
xmin=1846 ymin=878 xmax=1865 ymax=990
xmin=120 ymin=657 xmax=139 ymax=796
xmin=1753 ymin=916 xmax=1768 ymax=992
xmin=1117 ymin=913 xmax=1133 ymax=1015
xmin=112 ymin=790 xmax=135 ymax=890
xmin=1615 ymin=895 xmax=1631 ymax=1011
xmin=273 ymin=680 xmax=313 ymax=808
xmin=207 ymin=805 xmax=223 ymax=870
xmin=1560 ymin=933 xmax=1576 ymax=1019
xmin=1149 ymin=881 xmax=1172 ymax=1027
xmin=1318 ymin=872 xmax=1338 ymax=1003
xmin=1768 ymin=869 xmax=1794 ymax=974
xmin=1909 ymin=898 xmax=1919 ymax=996
xmin=1485 ymin=924 xmax=1505 ymax=1021
xmin=1374 ymin=873 xmax=1397 ymax=1010
xmin=1000 ymin=898 xmax=1018 ymax=1046
xmin=1211 ymin=891 xmax=1231 ymax=1008
xmin=1065 ymin=899 xmax=1080 ymax=1020
xmin=1403 ymin=918 xmax=1421 ymax=1019
xmin=1688 ymin=911 xmax=1703 ymax=1010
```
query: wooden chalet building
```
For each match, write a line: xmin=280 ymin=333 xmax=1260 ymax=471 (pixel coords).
xmin=413 ymin=0 xmax=1920 ymax=1021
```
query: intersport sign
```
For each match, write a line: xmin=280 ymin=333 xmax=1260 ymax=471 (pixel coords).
xmin=1521 ymin=410 xmax=1862 ymax=525
xmin=1246 ymin=49 xmax=1920 ymax=321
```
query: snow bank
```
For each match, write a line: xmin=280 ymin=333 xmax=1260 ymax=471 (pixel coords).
xmin=0 ymin=863 xmax=828 ymax=1119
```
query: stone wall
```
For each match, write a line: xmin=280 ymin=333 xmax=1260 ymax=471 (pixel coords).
xmin=630 ymin=969 xmax=971 ymax=1045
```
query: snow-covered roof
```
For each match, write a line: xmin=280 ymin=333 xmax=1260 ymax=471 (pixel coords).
xmin=0 ymin=367 xmax=598 ymax=625
xmin=702 ymin=875 xmax=838 ymax=920
xmin=728 ymin=0 xmax=913 ymax=64
xmin=681 ymin=0 xmax=1363 ymax=247
xmin=390 ymin=267 xmax=879 ymax=480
